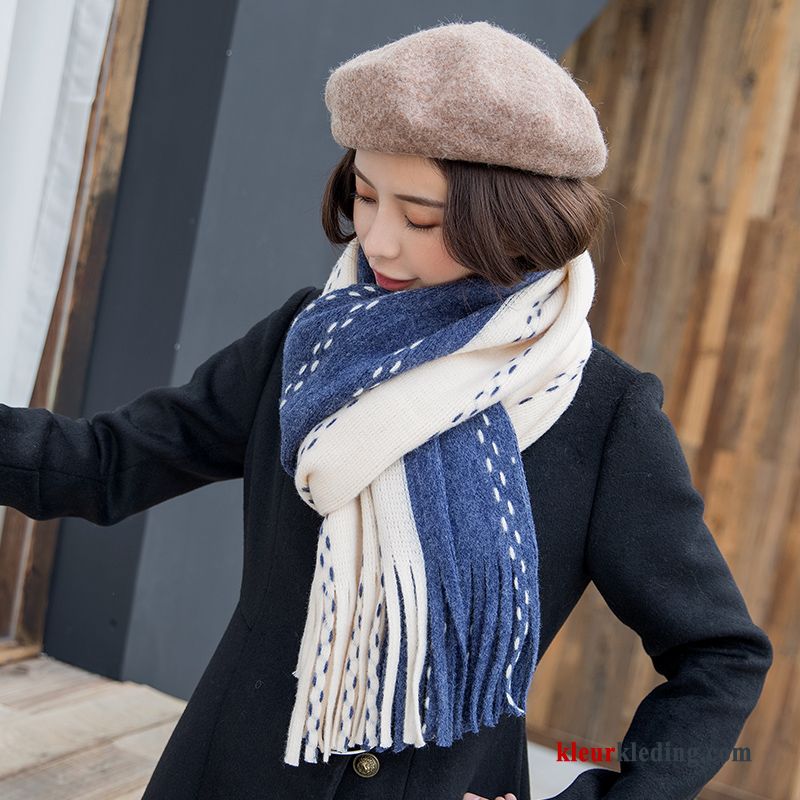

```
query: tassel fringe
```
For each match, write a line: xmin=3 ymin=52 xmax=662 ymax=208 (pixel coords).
xmin=283 ymin=467 xmax=541 ymax=766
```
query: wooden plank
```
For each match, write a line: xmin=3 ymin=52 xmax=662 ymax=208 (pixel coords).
xmin=0 ymin=655 xmax=109 ymax=711
xmin=0 ymin=656 xmax=183 ymax=797
xmin=112 ymin=719 xmax=180 ymax=762
xmin=0 ymin=741 xmax=155 ymax=800
xmin=0 ymin=681 xmax=183 ymax=778
xmin=529 ymin=2 xmax=800 ymax=797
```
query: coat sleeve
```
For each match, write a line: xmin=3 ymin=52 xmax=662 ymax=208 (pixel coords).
xmin=548 ymin=370 xmax=773 ymax=800
xmin=0 ymin=285 xmax=318 ymax=527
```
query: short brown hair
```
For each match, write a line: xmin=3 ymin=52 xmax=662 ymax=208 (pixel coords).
xmin=321 ymin=148 xmax=611 ymax=288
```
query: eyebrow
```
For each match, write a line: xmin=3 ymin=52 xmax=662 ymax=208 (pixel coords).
xmin=352 ymin=164 xmax=445 ymax=209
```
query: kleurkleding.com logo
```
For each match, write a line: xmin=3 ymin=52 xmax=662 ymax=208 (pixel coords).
xmin=557 ymin=741 xmax=751 ymax=766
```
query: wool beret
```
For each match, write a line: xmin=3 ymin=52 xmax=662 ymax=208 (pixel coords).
xmin=324 ymin=20 xmax=608 ymax=179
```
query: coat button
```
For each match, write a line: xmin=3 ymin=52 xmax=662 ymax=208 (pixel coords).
xmin=352 ymin=752 xmax=380 ymax=778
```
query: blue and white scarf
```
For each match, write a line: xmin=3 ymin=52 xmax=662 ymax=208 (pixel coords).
xmin=279 ymin=237 xmax=595 ymax=765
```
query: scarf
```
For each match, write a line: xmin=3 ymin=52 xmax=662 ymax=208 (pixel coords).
xmin=279 ymin=237 xmax=595 ymax=766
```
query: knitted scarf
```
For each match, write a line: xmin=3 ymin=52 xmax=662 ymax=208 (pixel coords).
xmin=279 ymin=237 xmax=595 ymax=766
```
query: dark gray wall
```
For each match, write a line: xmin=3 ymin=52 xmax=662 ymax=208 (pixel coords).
xmin=43 ymin=0 xmax=241 ymax=684
xmin=45 ymin=0 xmax=608 ymax=698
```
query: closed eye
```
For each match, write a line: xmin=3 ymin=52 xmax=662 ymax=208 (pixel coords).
xmin=352 ymin=192 xmax=437 ymax=232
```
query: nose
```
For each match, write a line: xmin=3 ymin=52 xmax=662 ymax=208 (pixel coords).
xmin=360 ymin=209 xmax=401 ymax=264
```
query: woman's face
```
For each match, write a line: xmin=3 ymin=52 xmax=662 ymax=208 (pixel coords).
xmin=351 ymin=149 xmax=473 ymax=291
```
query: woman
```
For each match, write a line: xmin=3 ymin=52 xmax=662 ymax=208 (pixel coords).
xmin=0 ymin=20 xmax=771 ymax=800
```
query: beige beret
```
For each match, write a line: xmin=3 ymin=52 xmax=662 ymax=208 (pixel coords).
xmin=324 ymin=20 xmax=608 ymax=179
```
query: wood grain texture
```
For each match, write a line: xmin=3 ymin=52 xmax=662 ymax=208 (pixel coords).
xmin=0 ymin=0 xmax=150 ymax=664
xmin=525 ymin=2 xmax=800 ymax=799
xmin=0 ymin=655 xmax=181 ymax=799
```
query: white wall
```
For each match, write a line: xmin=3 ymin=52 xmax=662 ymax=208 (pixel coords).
xmin=0 ymin=0 xmax=114 ymax=410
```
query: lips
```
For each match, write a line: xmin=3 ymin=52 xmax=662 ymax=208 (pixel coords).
xmin=372 ymin=268 xmax=415 ymax=291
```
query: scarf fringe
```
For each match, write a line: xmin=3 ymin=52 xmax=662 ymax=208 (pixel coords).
xmin=284 ymin=489 xmax=540 ymax=766
xmin=372 ymin=461 xmax=428 ymax=750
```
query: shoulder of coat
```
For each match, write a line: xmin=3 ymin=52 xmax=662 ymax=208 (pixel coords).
xmin=300 ymin=286 xmax=324 ymax=307
xmin=584 ymin=338 xmax=649 ymax=406
xmin=589 ymin=338 xmax=643 ymax=380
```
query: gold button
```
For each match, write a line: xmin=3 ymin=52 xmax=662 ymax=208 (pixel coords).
xmin=352 ymin=752 xmax=380 ymax=778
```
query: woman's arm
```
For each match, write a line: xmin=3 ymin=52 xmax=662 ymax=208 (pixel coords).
xmin=553 ymin=370 xmax=773 ymax=799
xmin=0 ymin=285 xmax=318 ymax=527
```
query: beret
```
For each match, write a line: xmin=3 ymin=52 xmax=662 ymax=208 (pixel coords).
xmin=324 ymin=20 xmax=608 ymax=179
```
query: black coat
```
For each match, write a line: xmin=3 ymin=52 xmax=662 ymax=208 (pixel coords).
xmin=0 ymin=285 xmax=772 ymax=800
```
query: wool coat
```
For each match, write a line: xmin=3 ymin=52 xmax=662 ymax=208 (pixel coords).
xmin=0 ymin=284 xmax=772 ymax=800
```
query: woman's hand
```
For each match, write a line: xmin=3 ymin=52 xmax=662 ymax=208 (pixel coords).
xmin=463 ymin=793 xmax=517 ymax=800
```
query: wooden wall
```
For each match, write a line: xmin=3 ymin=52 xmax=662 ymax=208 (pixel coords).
xmin=524 ymin=2 xmax=800 ymax=799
